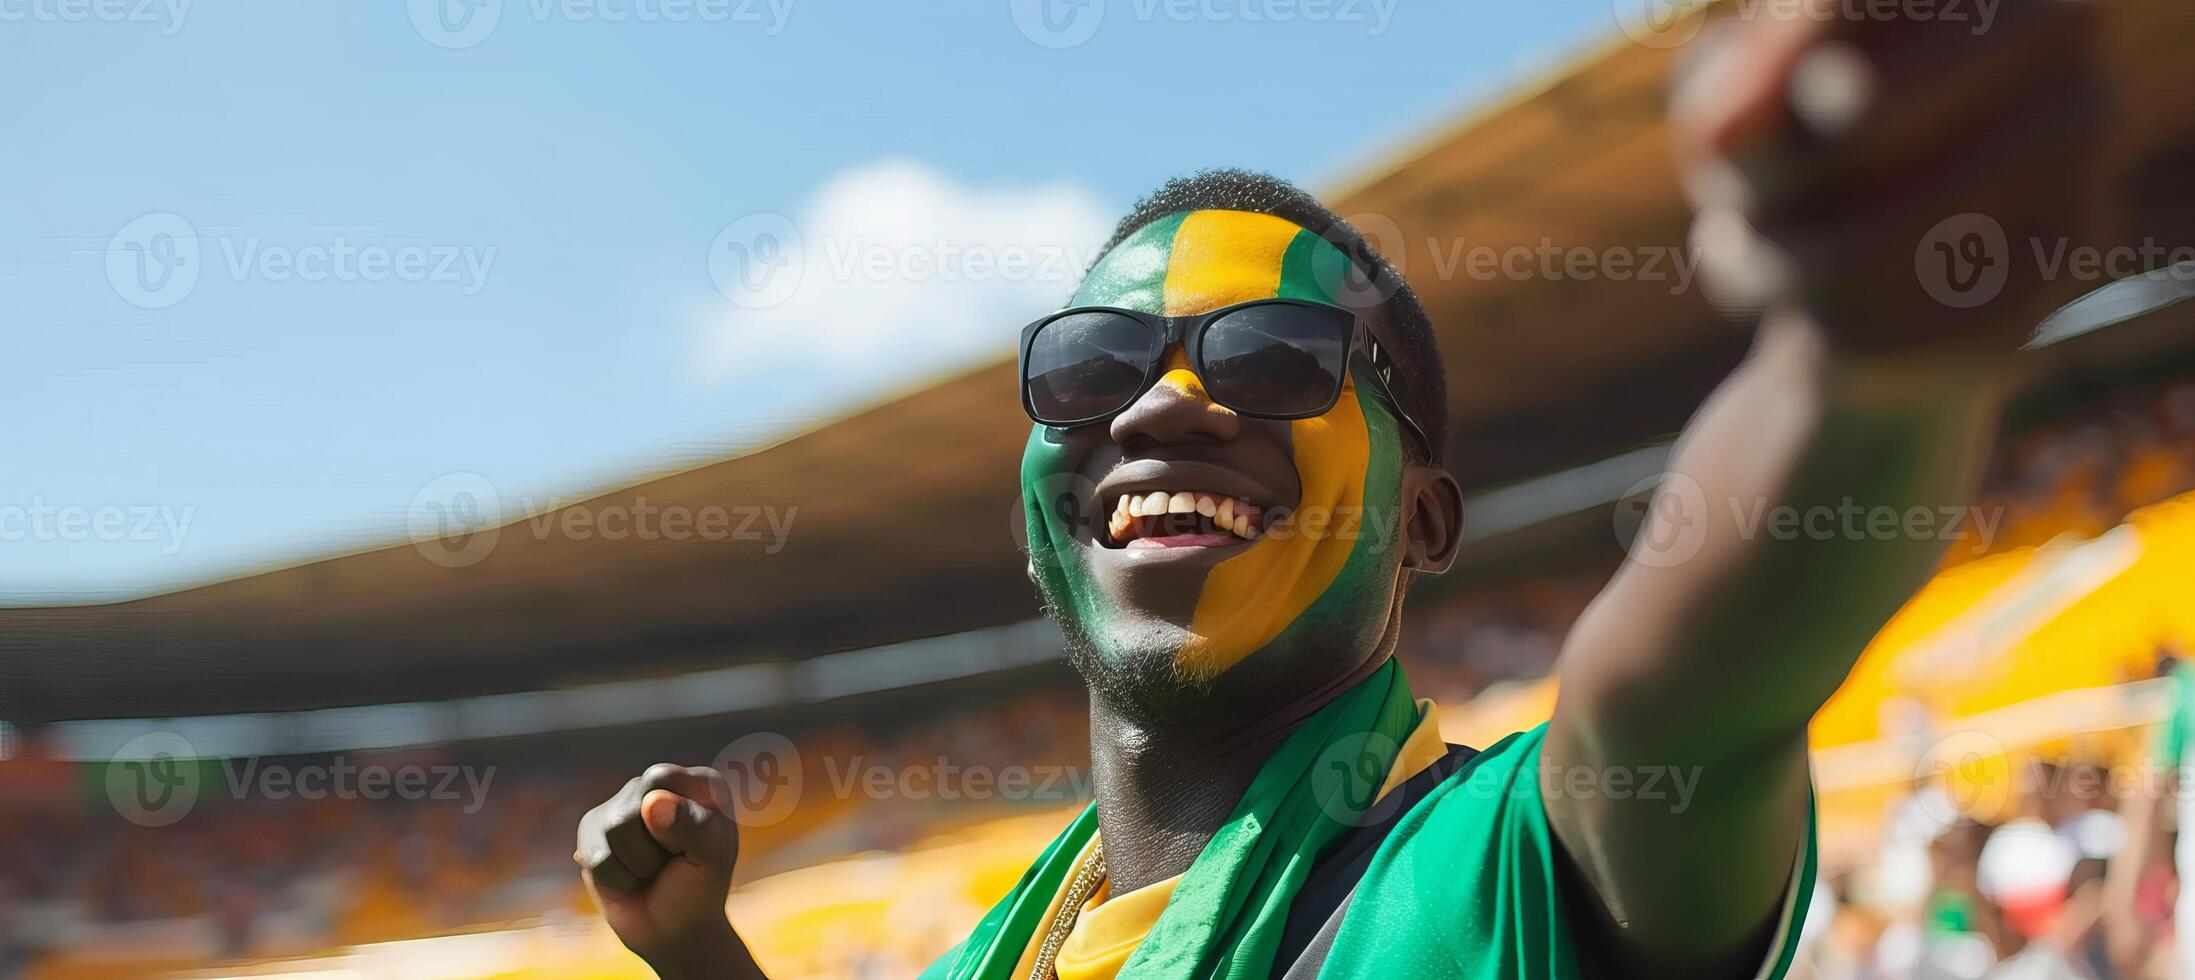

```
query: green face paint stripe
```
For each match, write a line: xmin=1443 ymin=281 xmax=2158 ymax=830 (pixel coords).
xmin=1274 ymin=228 xmax=1351 ymax=306
xmin=1077 ymin=215 xmax=1352 ymax=311
xmin=1070 ymin=211 xmax=1188 ymax=312
xmin=1020 ymin=427 xmax=1104 ymax=634
xmin=1275 ymin=230 xmax=1401 ymax=640
xmin=1267 ymin=384 xmax=1404 ymax=639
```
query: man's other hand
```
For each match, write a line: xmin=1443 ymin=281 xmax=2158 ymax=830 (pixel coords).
xmin=576 ymin=763 xmax=758 ymax=978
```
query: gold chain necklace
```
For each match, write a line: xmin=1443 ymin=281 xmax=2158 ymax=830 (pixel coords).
xmin=1027 ymin=839 xmax=1107 ymax=980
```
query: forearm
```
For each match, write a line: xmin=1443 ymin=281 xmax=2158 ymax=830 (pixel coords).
xmin=1559 ymin=311 xmax=2006 ymax=758
xmin=1540 ymin=311 xmax=2009 ymax=972
xmin=648 ymin=924 xmax=769 ymax=980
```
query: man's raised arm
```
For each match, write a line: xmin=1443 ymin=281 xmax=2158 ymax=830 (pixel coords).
xmin=1540 ymin=1 xmax=2107 ymax=974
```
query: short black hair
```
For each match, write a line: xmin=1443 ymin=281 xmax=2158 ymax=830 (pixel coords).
xmin=1090 ymin=168 xmax=1447 ymax=463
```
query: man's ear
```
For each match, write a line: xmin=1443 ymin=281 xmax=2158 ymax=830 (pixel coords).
xmin=1399 ymin=466 xmax=1464 ymax=574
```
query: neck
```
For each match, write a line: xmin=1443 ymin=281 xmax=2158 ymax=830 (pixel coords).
xmin=1086 ymin=646 xmax=1392 ymax=893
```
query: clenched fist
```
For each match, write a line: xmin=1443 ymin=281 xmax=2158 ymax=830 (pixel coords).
xmin=1674 ymin=0 xmax=2108 ymax=357
xmin=576 ymin=763 xmax=768 ymax=979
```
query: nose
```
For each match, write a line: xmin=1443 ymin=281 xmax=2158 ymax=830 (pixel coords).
xmin=1109 ymin=347 xmax=1243 ymax=447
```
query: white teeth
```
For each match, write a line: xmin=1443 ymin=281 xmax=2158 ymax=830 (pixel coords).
xmin=1106 ymin=491 xmax=1263 ymax=544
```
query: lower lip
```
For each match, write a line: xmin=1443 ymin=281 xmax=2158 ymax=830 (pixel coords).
xmin=1122 ymin=532 xmax=1244 ymax=550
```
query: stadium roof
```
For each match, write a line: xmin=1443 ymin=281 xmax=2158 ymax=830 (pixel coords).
xmin=11 ymin=2 xmax=2195 ymax=724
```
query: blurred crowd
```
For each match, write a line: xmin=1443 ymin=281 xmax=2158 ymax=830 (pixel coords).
xmin=0 ymin=755 xmax=613 ymax=972
xmin=1 ymin=376 xmax=2191 ymax=978
xmin=1792 ymin=743 xmax=2183 ymax=980
xmin=1396 ymin=561 xmax=1609 ymax=705
xmin=0 ymin=689 xmax=1088 ymax=976
xmin=1969 ymin=380 xmax=2195 ymax=562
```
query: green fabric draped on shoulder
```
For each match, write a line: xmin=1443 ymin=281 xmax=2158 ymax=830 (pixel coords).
xmin=924 ymin=660 xmax=1419 ymax=980
xmin=925 ymin=715 xmax=1822 ymax=979
xmin=1318 ymin=725 xmax=1820 ymax=979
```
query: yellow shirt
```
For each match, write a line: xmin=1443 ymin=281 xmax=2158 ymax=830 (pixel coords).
xmin=1030 ymin=699 xmax=1451 ymax=980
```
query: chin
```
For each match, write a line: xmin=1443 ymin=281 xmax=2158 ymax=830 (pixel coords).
xmin=1058 ymin=620 xmax=1375 ymax=730
xmin=1043 ymin=571 xmax=1401 ymax=726
xmin=1058 ymin=616 xmax=1218 ymax=723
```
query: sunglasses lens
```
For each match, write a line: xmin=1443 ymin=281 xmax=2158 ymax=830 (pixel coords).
xmin=1200 ymin=304 xmax=1350 ymax=417
xmin=1024 ymin=311 xmax=1161 ymax=424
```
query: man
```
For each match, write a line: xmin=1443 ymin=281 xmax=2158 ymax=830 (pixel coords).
xmin=577 ymin=3 xmax=2105 ymax=976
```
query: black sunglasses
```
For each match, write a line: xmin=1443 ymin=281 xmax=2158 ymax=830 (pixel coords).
xmin=1017 ymin=298 xmax=1432 ymax=459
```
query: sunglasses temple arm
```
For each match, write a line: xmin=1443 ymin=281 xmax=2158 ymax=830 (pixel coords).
xmin=1351 ymin=344 xmax=1435 ymax=462
xmin=1390 ymin=401 xmax=1435 ymax=462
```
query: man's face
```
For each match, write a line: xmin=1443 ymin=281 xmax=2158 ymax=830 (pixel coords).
xmin=1021 ymin=209 xmax=1413 ymax=715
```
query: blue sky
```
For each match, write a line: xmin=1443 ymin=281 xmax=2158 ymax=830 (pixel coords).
xmin=0 ymin=0 xmax=1623 ymax=602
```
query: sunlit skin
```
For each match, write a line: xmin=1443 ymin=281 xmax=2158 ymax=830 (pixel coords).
xmin=1021 ymin=210 xmax=1421 ymax=723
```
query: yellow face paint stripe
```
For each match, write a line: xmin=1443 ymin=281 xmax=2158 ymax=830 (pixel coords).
xmin=1178 ymin=376 xmax=1372 ymax=678
xmin=1159 ymin=210 xmax=1303 ymax=316
xmin=1151 ymin=212 xmax=1380 ymax=678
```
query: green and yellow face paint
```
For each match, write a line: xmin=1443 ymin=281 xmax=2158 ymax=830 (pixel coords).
xmin=1021 ymin=209 xmax=1407 ymax=682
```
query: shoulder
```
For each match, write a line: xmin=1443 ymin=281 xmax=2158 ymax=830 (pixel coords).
xmin=1410 ymin=724 xmax=1551 ymax=823
xmin=1317 ymin=725 xmax=1581 ymax=977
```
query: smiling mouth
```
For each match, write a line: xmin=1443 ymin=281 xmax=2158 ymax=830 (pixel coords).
xmin=1106 ymin=491 xmax=1265 ymax=550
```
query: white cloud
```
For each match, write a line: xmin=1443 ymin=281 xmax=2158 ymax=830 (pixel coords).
xmin=693 ymin=160 xmax=1114 ymax=395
